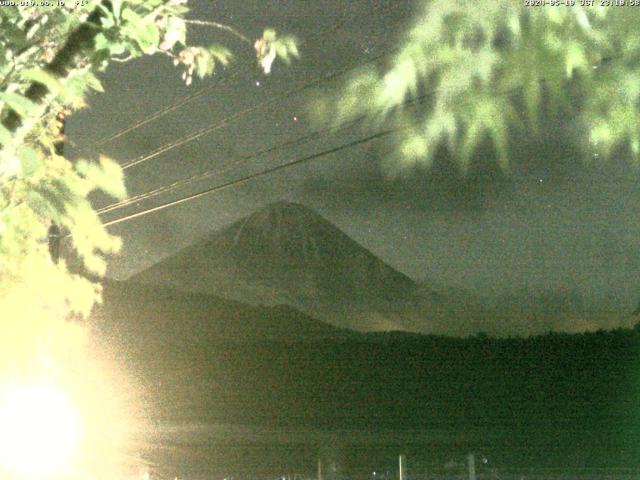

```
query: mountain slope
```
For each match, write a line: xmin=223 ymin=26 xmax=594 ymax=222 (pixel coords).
xmin=92 ymin=280 xmax=350 ymax=349
xmin=131 ymin=201 xmax=454 ymax=333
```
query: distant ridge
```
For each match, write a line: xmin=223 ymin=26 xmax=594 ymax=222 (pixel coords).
xmin=93 ymin=279 xmax=351 ymax=345
xmin=131 ymin=201 xmax=454 ymax=333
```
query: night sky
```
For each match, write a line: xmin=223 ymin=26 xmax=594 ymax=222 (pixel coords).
xmin=68 ymin=0 xmax=640 ymax=326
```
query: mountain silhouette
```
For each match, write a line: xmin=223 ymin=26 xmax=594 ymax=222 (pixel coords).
xmin=92 ymin=280 xmax=350 ymax=346
xmin=131 ymin=201 xmax=453 ymax=332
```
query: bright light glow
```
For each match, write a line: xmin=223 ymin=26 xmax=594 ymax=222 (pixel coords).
xmin=0 ymin=382 xmax=82 ymax=477
xmin=0 ymin=286 xmax=147 ymax=479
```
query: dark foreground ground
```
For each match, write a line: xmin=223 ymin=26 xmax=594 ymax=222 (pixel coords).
xmin=93 ymin=282 xmax=640 ymax=479
xmin=142 ymin=424 xmax=640 ymax=480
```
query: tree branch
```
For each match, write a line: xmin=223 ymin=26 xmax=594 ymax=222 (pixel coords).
xmin=1 ymin=2 xmax=110 ymax=137
xmin=184 ymin=19 xmax=252 ymax=45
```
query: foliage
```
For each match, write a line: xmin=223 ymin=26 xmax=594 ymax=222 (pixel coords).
xmin=319 ymin=2 xmax=640 ymax=171
xmin=0 ymin=0 xmax=297 ymax=353
xmin=255 ymin=28 xmax=299 ymax=74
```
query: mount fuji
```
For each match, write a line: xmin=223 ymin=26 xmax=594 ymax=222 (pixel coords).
xmin=131 ymin=201 xmax=458 ymax=333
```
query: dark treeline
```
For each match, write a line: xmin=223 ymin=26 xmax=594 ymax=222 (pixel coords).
xmin=91 ymin=280 xmax=640 ymax=470
xmin=94 ymin=282 xmax=640 ymax=438
xmin=135 ymin=328 xmax=640 ymax=431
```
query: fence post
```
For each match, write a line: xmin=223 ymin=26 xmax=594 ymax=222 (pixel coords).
xmin=467 ymin=453 xmax=476 ymax=480
xmin=399 ymin=455 xmax=407 ymax=480
xmin=318 ymin=459 xmax=323 ymax=480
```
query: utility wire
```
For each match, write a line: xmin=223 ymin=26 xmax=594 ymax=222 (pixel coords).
xmin=92 ymin=74 xmax=228 ymax=148
xmin=98 ymin=11 xmax=619 ymax=222
xmin=102 ymin=128 xmax=394 ymax=228
xmin=97 ymin=90 xmax=430 ymax=215
xmin=98 ymin=114 xmax=367 ymax=214
xmin=100 ymin=56 xmax=600 ymax=222
xmin=91 ymin=1 xmax=395 ymax=149
xmin=106 ymin=28 xmax=617 ymax=169
xmin=95 ymin=9 xmax=407 ymax=214
xmin=118 ymin=44 xmax=396 ymax=171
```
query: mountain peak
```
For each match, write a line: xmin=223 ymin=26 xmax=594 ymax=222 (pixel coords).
xmin=264 ymin=200 xmax=308 ymax=213
xmin=131 ymin=201 xmax=436 ymax=332
xmin=241 ymin=201 xmax=327 ymax=237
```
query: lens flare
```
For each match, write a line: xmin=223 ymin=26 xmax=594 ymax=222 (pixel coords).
xmin=0 ymin=285 xmax=149 ymax=480
xmin=0 ymin=381 xmax=82 ymax=477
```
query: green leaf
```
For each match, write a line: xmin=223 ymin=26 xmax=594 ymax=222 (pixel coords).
xmin=195 ymin=50 xmax=212 ymax=79
xmin=83 ymin=71 xmax=104 ymax=93
xmin=0 ymin=92 xmax=38 ymax=118
xmin=574 ymin=8 xmax=591 ymax=31
xmin=17 ymin=146 xmax=42 ymax=177
xmin=28 ymin=179 xmax=75 ymax=218
xmin=488 ymin=118 xmax=509 ymax=171
xmin=94 ymin=32 xmax=111 ymax=51
xmin=273 ymin=35 xmax=299 ymax=64
xmin=75 ymin=157 xmax=126 ymax=200
xmin=20 ymin=69 xmax=63 ymax=95
xmin=120 ymin=7 xmax=142 ymax=25
xmin=167 ymin=4 xmax=189 ymax=16
xmin=0 ymin=124 xmax=11 ymax=146
xmin=460 ymin=120 xmax=482 ymax=172
xmin=400 ymin=134 xmax=428 ymax=161
xmin=145 ymin=0 xmax=165 ymax=7
xmin=137 ymin=21 xmax=160 ymax=52
xmin=523 ymin=78 xmax=541 ymax=133
xmin=97 ymin=4 xmax=116 ymax=28
xmin=0 ymin=18 xmax=28 ymax=50
xmin=121 ymin=7 xmax=159 ymax=52
xmin=109 ymin=42 xmax=128 ymax=56
xmin=263 ymin=28 xmax=277 ymax=42
xmin=161 ymin=16 xmax=186 ymax=49
xmin=208 ymin=44 xmax=231 ymax=64
xmin=565 ymin=42 xmax=587 ymax=78
xmin=95 ymin=30 xmax=126 ymax=56
xmin=111 ymin=0 xmax=122 ymax=21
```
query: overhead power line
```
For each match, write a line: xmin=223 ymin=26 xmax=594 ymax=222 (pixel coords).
xmin=100 ymin=55 xmax=600 ymax=220
xmin=98 ymin=112 xmax=374 ymax=214
xmin=97 ymin=89 xmax=433 ymax=215
xmin=91 ymin=1 xmax=396 ymax=149
xmin=109 ymin=43 xmax=616 ymax=174
xmin=98 ymin=8 xmax=616 ymax=221
xmin=93 ymin=75 xmax=228 ymax=148
xmin=118 ymin=45 xmax=396 ymax=171
xmin=102 ymin=128 xmax=394 ymax=228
